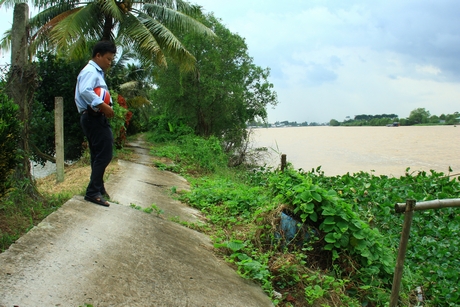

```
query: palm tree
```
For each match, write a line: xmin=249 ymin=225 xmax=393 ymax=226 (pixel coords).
xmin=1 ymin=0 xmax=214 ymax=70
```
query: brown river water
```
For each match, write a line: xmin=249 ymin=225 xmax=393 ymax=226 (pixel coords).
xmin=251 ymin=126 xmax=460 ymax=177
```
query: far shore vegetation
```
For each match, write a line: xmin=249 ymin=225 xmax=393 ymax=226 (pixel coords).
xmin=247 ymin=107 xmax=459 ymax=128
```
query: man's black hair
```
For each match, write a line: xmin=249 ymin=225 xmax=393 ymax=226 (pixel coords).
xmin=92 ymin=40 xmax=117 ymax=58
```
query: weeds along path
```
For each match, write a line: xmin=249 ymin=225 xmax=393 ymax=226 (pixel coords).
xmin=0 ymin=136 xmax=273 ymax=307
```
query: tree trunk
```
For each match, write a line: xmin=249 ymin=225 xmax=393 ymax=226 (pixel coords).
xmin=9 ymin=3 xmax=39 ymax=197
xmin=102 ymin=16 xmax=113 ymax=41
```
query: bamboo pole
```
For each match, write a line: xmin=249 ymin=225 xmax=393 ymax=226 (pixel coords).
xmin=395 ymin=198 xmax=460 ymax=213
xmin=390 ymin=199 xmax=416 ymax=307
xmin=391 ymin=198 xmax=460 ymax=304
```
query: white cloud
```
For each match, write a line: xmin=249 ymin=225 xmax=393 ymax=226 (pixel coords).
xmin=415 ymin=64 xmax=442 ymax=76
xmin=193 ymin=0 xmax=460 ymax=123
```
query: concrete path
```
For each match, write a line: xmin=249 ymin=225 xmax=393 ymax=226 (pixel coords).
xmin=0 ymin=138 xmax=273 ymax=307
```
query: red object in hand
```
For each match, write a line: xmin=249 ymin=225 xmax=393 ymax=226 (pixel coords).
xmin=94 ymin=87 xmax=112 ymax=106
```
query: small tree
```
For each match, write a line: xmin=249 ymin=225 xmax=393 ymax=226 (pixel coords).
xmin=408 ymin=108 xmax=430 ymax=125
xmin=329 ymin=119 xmax=340 ymax=126
xmin=151 ymin=13 xmax=278 ymax=153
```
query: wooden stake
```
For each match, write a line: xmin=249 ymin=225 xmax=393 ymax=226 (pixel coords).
xmin=390 ymin=199 xmax=416 ymax=307
xmin=281 ymin=154 xmax=287 ymax=172
xmin=55 ymin=97 xmax=64 ymax=183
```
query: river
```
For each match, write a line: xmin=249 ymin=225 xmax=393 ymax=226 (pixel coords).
xmin=31 ymin=161 xmax=57 ymax=179
xmin=251 ymin=126 xmax=460 ymax=177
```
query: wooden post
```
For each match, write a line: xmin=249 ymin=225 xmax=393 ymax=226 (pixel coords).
xmin=390 ymin=199 xmax=416 ymax=307
xmin=55 ymin=97 xmax=64 ymax=182
xmin=281 ymin=154 xmax=287 ymax=172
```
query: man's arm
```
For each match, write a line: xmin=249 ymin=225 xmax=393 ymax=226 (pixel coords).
xmin=97 ymin=102 xmax=114 ymax=118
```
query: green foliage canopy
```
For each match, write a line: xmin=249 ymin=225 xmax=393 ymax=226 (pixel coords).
xmin=151 ymin=14 xmax=278 ymax=148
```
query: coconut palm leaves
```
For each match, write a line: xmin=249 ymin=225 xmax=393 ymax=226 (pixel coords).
xmin=1 ymin=0 xmax=214 ymax=70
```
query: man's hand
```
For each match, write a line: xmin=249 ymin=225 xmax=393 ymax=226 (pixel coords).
xmin=98 ymin=103 xmax=114 ymax=118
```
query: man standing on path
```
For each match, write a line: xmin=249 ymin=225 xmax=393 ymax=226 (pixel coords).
xmin=75 ymin=40 xmax=116 ymax=207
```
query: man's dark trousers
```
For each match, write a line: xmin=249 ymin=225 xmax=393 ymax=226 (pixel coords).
xmin=80 ymin=112 xmax=113 ymax=197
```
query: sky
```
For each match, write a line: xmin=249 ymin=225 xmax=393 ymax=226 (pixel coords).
xmin=1 ymin=0 xmax=460 ymax=124
xmin=191 ymin=0 xmax=460 ymax=124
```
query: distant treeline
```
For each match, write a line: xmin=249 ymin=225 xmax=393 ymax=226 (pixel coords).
xmin=248 ymin=120 xmax=326 ymax=128
xmin=330 ymin=108 xmax=460 ymax=127
xmin=354 ymin=114 xmax=398 ymax=121
xmin=247 ymin=108 xmax=460 ymax=128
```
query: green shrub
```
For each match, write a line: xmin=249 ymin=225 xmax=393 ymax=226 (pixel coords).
xmin=149 ymin=133 xmax=228 ymax=174
xmin=0 ymin=92 xmax=21 ymax=196
xmin=147 ymin=114 xmax=194 ymax=143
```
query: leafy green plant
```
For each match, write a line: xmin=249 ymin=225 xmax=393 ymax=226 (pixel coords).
xmin=129 ymin=203 xmax=142 ymax=210
xmin=267 ymin=168 xmax=394 ymax=284
xmin=109 ymin=92 xmax=129 ymax=149
xmin=0 ymin=92 xmax=21 ymax=197
xmin=305 ymin=167 xmax=460 ymax=306
xmin=214 ymin=240 xmax=272 ymax=292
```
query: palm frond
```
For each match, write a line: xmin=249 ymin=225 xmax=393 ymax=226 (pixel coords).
xmin=29 ymin=4 xmax=77 ymax=42
xmin=139 ymin=11 xmax=198 ymax=70
xmin=31 ymin=0 xmax=78 ymax=10
xmin=108 ymin=42 xmax=137 ymax=75
xmin=27 ymin=7 xmax=84 ymax=56
xmin=143 ymin=3 xmax=214 ymax=37
xmin=112 ymin=44 xmax=137 ymax=67
xmin=0 ymin=0 xmax=27 ymax=9
xmin=29 ymin=3 xmax=75 ymax=31
xmin=0 ymin=29 xmax=11 ymax=53
xmin=99 ymin=0 xmax=124 ymax=22
xmin=65 ymin=35 xmax=94 ymax=59
xmin=50 ymin=3 xmax=104 ymax=51
xmin=117 ymin=13 xmax=166 ymax=67
xmin=142 ymin=0 xmax=199 ymax=15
